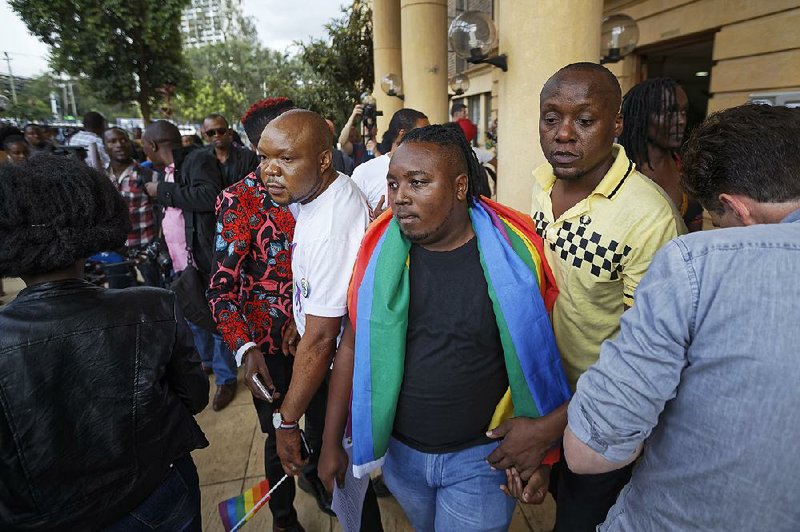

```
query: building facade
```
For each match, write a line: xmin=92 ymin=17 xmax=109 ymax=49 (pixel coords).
xmin=372 ymin=0 xmax=800 ymax=213
xmin=181 ymin=0 xmax=243 ymax=47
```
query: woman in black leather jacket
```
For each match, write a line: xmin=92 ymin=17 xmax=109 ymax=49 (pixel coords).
xmin=0 ymin=155 xmax=210 ymax=531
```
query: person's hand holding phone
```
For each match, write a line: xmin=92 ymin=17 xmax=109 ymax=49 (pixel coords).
xmin=243 ymin=347 xmax=279 ymax=402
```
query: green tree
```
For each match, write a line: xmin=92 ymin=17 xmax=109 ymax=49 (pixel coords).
xmin=1 ymin=75 xmax=140 ymax=122
xmin=10 ymin=0 xmax=192 ymax=122
xmin=179 ymin=0 xmax=376 ymax=129
xmin=177 ymin=38 xmax=320 ymax=126
xmin=0 ymin=75 xmax=54 ymax=121
xmin=174 ymin=78 xmax=246 ymax=123
xmin=297 ymin=0 xmax=374 ymax=127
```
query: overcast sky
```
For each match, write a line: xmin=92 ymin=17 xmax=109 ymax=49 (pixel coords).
xmin=0 ymin=0 xmax=346 ymax=78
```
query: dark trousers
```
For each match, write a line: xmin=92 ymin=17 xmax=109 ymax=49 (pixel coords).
xmin=253 ymin=352 xmax=328 ymax=528
xmin=253 ymin=352 xmax=382 ymax=530
xmin=549 ymin=455 xmax=634 ymax=532
xmin=359 ymin=481 xmax=383 ymax=531
xmin=105 ymin=454 xmax=201 ymax=531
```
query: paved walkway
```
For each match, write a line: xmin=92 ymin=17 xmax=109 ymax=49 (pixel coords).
xmin=195 ymin=372 xmax=556 ymax=532
xmin=0 ymin=277 xmax=556 ymax=531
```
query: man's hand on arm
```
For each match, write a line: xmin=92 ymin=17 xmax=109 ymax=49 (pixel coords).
xmin=501 ymin=465 xmax=551 ymax=505
xmin=486 ymin=402 xmax=568 ymax=481
xmin=276 ymin=314 xmax=342 ymax=476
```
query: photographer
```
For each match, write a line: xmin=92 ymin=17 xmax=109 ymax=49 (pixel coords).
xmin=337 ymin=103 xmax=381 ymax=168
xmin=104 ymin=127 xmax=164 ymax=287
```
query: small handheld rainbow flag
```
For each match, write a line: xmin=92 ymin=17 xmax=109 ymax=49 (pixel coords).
xmin=218 ymin=474 xmax=289 ymax=531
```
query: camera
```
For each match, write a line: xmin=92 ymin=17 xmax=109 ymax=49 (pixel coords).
xmin=359 ymin=92 xmax=382 ymax=140
xmin=362 ymin=104 xmax=382 ymax=137
xmin=133 ymin=241 xmax=173 ymax=273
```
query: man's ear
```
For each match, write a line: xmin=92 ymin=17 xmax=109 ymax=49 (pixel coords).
xmin=319 ymin=148 xmax=333 ymax=173
xmin=719 ymin=193 xmax=756 ymax=226
xmin=393 ymin=129 xmax=407 ymax=149
xmin=456 ymin=173 xmax=469 ymax=201
xmin=614 ymin=112 xmax=623 ymax=139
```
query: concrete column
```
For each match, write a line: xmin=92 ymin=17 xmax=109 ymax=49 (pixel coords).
xmin=372 ymin=0 xmax=403 ymax=133
xmin=400 ymin=0 xmax=449 ymax=124
xmin=495 ymin=0 xmax=603 ymax=213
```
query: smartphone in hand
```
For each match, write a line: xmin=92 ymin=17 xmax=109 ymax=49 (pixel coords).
xmin=251 ymin=373 xmax=273 ymax=402
xmin=299 ymin=429 xmax=312 ymax=460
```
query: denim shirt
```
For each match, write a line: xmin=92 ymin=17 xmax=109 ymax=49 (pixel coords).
xmin=568 ymin=209 xmax=800 ymax=531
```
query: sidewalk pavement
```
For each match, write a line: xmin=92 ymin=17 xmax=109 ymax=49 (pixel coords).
xmin=195 ymin=372 xmax=556 ymax=532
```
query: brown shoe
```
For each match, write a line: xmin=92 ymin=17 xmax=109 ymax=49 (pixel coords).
xmin=212 ymin=383 xmax=237 ymax=411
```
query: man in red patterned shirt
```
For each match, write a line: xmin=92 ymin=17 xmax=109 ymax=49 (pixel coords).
xmin=208 ymin=98 xmax=328 ymax=531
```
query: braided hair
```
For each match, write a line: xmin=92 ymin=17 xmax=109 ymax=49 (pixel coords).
xmin=0 ymin=155 xmax=130 ymax=277
xmin=400 ymin=123 xmax=491 ymax=200
xmin=240 ymin=97 xmax=296 ymax=146
xmin=619 ymin=77 xmax=680 ymax=169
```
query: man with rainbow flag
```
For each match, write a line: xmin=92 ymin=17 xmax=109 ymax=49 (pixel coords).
xmin=319 ymin=124 xmax=572 ymax=531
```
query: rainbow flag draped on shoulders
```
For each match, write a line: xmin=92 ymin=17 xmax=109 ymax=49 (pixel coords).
xmin=347 ymin=196 xmax=571 ymax=478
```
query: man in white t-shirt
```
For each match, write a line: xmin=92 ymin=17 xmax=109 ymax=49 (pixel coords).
xmin=67 ymin=111 xmax=110 ymax=170
xmin=350 ymin=108 xmax=429 ymax=210
xmin=244 ymin=109 xmax=382 ymax=527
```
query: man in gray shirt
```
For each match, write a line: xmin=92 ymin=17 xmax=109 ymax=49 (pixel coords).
xmin=561 ymin=104 xmax=800 ymax=530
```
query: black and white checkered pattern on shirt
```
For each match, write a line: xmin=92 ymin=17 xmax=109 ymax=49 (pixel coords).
xmin=532 ymin=213 xmax=632 ymax=280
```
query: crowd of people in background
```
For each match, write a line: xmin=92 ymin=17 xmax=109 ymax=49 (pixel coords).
xmin=1 ymin=60 xmax=799 ymax=532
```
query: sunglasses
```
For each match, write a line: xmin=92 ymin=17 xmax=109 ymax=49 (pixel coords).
xmin=205 ymin=127 xmax=229 ymax=137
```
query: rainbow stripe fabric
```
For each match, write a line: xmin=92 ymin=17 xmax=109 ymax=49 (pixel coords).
xmin=347 ymin=197 xmax=572 ymax=478
xmin=218 ymin=479 xmax=270 ymax=532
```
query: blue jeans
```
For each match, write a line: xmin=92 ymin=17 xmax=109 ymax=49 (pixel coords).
xmin=105 ymin=455 xmax=201 ymax=531
xmin=382 ymin=438 xmax=515 ymax=532
xmin=185 ymin=320 xmax=237 ymax=385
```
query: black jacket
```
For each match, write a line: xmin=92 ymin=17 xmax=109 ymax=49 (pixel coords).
xmin=156 ymin=146 xmax=224 ymax=274
xmin=333 ymin=148 xmax=354 ymax=176
xmin=0 ymin=280 xmax=209 ymax=531
xmin=206 ymin=144 xmax=259 ymax=188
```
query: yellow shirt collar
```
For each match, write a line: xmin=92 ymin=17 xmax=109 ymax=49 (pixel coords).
xmin=533 ymin=144 xmax=633 ymax=199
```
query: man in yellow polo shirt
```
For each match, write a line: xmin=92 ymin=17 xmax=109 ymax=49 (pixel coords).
xmin=488 ymin=63 xmax=684 ymax=531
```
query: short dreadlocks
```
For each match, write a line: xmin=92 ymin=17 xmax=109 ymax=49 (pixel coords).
xmin=400 ymin=123 xmax=492 ymax=199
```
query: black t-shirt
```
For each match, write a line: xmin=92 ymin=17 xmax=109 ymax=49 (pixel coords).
xmin=208 ymin=145 xmax=259 ymax=187
xmin=393 ymin=237 xmax=508 ymax=453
